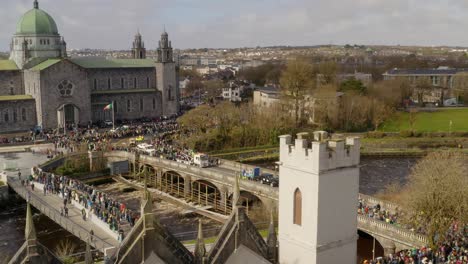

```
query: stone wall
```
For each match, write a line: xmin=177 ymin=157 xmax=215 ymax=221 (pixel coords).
xmin=86 ymin=68 xmax=156 ymax=92
xmin=0 ymin=99 xmax=36 ymax=133
xmin=156 ymin=62 xmax=179 ymax=116
xmin=36 ymin=60 xmax=91 ymax=129
xmin=0 ymin=70 xmax=23 ymax=96
xmin=91 ymin=92 xmax=162 ymax=121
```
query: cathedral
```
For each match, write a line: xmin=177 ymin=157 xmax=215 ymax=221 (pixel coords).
xmin=0 ymin=0 xmax=179 ymax=133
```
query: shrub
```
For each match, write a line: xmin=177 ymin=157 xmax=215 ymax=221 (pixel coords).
xmin=399 ymin=130 xmax=413 ymax=138
xmin=366 ymin=131 xmax=385 ymax=138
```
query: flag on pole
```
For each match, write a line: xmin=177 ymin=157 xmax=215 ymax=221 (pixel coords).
xmin=104 ymin=103 xmax=113 ymax=110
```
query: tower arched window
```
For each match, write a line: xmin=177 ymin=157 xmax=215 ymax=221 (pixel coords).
xmin=293 ymin=188 xmax=302 ymax=226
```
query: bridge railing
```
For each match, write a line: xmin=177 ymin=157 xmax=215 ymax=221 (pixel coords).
xmin=107 ymin=151 xmax=279 ymax=200
xmin=357 ymin=215 xmax=428 ymax=247
xmin=8 ymin=241 xmax=27 ymax=264
xmin=358 ymin=193 xmax=400 ymax=213
xmin=8 ymin=178 xmax=115 ymax=253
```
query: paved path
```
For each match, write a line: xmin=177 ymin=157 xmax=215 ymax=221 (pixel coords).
xmin=6 ymin=173 xmax=119 ymax=253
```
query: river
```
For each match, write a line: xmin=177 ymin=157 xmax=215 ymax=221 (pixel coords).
xmin=0 ymin=152 xmax=420 ymax=262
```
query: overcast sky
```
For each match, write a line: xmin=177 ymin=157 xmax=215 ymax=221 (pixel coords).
xmin=1 ymin=0 xmax=468 ymax=51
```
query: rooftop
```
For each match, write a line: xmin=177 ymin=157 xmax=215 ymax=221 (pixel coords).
xmin=70 ymin=58 xmax=155 ymax=69
xmin=0 ymin=60 xmax=19 ymax=71
xmin=0 ymin=95 xmax=34 ymax=101
xmin=30 ymin=59 xmax=62 ymax=71
xmin=385 ymin=67 xmax=468 ymax=75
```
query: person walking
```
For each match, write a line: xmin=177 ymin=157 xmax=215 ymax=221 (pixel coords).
xmin=90 ymin=229 xmax=94 ymax=242
xmin=82 ymin=208 xmax=86 ymax=221
xmin=64 ymin=206 xmax=69 ymax=217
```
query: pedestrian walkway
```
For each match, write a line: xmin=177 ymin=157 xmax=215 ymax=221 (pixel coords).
xmin=6 ymin=173 xmax=119 ymax=253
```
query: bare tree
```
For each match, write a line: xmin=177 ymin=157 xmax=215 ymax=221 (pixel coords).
xmin=400 ymin=151 xmax=468 ymax=249
xmin=280 ymin=59 xmax=314 ymax=128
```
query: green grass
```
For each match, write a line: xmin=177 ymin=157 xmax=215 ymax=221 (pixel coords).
xmin=380 ymin=108 xmax=468 ymax=132
xmin=208 ymin=145 xmax=277 ymax=155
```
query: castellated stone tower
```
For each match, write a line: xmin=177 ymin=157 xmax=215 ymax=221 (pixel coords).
xmin=278 ymin=131 xmax=360 ymax=264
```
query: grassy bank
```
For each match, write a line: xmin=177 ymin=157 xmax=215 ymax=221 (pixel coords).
xmin=380 ymin=108 xmax=468 ymax=132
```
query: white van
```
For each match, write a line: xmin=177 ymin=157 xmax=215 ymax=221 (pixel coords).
xmin=193 ymin=153 xmax=210 ymax=168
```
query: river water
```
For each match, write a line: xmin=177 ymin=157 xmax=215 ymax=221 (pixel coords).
xmin=0 ymin=153 xmax=420 ymax=261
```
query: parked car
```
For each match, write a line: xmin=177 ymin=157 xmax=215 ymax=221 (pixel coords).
xmin=258 ymin=173 xmax=278 ymax=187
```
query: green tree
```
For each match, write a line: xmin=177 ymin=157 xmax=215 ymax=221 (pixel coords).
xmin=339 ymin=78 xmax=367 ymax=95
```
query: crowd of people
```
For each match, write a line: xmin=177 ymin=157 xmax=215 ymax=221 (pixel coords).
xmin=358 ymin=198 xmax=467 ymax=264
xmin=31 ymin=167 xmax=137 ymax=239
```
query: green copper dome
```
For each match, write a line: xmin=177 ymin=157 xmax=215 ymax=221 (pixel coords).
xmin=16 ymin=1 xmax=58 ymax=35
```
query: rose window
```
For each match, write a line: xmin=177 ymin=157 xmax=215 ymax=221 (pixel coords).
xmin=57 ymin=80 xmax=74 ymax=97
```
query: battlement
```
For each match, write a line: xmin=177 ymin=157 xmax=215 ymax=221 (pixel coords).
xmin=279 ymin=131 xmax=360 ymax=173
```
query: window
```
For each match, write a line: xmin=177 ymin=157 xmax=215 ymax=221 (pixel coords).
xmin=21 ymin=108 xmax=26 ymax=121
xmin=127 ymin=100 xmax=131 ymax=112
xmin=140 ymin=98 xmax=144 ymax=112
xmin=147 ymin=77 xmax=150 ymax=88
xmin=152 ymin=98 xmax=156 ymax=110
xmin=293 ymin=188 xmax=302 ymax=226
xmin=4 ymin=111 xmax=9 ymax=123
xmin=57 ymin=80 xmax=74 ymax=97
xmin=121 ymin=78 xmax=125 ymax=89
xmin=93 ymin=79 xmax=97 ymax=90
xmin=134 ymin=77 xmax=137 ymax=88
xmin=13 ymin=109 xmax=17 ymax=122
xmin=168 ymin=85 xmax=173 ymax=101
xmin=108 ymin=78 xmax=111 ymax=90
xmin=114 ymin=101 xmax=118 ymax=113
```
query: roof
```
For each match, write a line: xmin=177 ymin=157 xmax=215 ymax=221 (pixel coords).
xmin=0 ymin=95 xmax=34 ymax=101
xmin=70 ymin=58 xmax=155 ymax=69
xmin=30 ymin=59 xmax=62 ymax=71
xmin=16 ymin=3 xmax=58 ymax=35
xmin=257 ymin=86 xmax=280 ymax=95
xmin=385 ymin=68 xmax=468 ymax=75
xmin=0 ymin=60 xmax=19 ymax=71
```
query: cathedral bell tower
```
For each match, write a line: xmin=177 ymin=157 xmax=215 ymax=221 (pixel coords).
xmin=157 ymin=30 xmax=173 ymax=63
xmin=131 ymin=31 xmax=146 ymax=59
xmin=155 ymin=30 xmax=179 ymax=116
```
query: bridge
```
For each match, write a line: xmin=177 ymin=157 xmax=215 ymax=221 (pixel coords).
xmin=2 ymin=173 xmax=119 ymax=255
xmin=101 ymin=150 xmax=429 ymax=255
xmin=2 ymin=149 xmax=429 ymax=261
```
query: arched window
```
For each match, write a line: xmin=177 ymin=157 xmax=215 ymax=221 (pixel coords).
xmin=293 ymin=188 xmax=302 ymax=226
xmin=21 ymin=108 xmax=26 ymax=121
xmin=4 ymin=110 xmax=9 ymax=123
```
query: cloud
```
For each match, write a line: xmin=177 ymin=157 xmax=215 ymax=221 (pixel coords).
xmin=0 ymin=0 xmax=467 ymax=50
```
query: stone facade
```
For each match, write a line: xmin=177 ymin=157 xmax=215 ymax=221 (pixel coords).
xmin=0 ymin=1 xmax=179 ymax=132
xmin=91 ymin=92 xmax=162 ymax=121
xmin=0 ymin=98 xmax=37 ymax=133
xmin=0 ymin=70 xmax=23 ymax=95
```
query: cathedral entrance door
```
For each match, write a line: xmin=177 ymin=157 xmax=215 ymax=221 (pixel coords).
xmin=64 ymin=104 xmax=75 ymax=124
xmin=58 ymin=104 xmax=80 ymax=129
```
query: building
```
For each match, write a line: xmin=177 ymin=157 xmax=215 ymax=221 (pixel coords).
xmin=0 ymin=0 xmax=179 ymax=133
xmin=222 ymin=81 xmax=243 ymax=102
xmin=383 ymin=66 xmax=468 ymax=103
xmin=278 ymin=131 xmax=360 ymax=264
xmin=253 ymin=86 xmax=281 ymax=108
